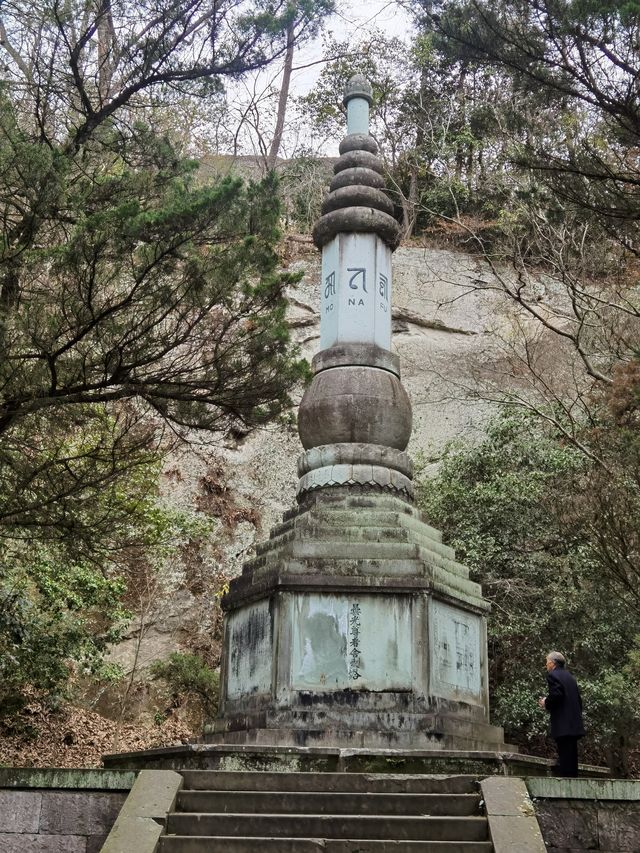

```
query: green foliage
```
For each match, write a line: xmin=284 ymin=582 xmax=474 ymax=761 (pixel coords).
xmin=417 ymin=408 xmax=640 ymax=771
xmin=0 ymin=553 xmax=127 ymax=716
xmin=280 ymin=152 xmax=333 ymax=230
xmin=0 ymin=0 xmax=311 ymax=719
xmin=423 ymin=0 xmax=640 ymax=246
xmin=0 ymin=404 xmax=207 ymax=717
xmin=150 ymin=652 xmax=220 ymax=718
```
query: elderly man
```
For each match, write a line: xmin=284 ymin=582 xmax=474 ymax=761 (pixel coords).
xmin=538 ymin=651 xmax=585 ymax=777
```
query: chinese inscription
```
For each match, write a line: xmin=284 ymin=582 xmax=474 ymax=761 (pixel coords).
xmin=430 ymin=600 xmax=481 ymax=696
xmin=455 ymin=619 xmax=475 ymax=677
xmin=348 ymin=602 xmax=362 ymax=679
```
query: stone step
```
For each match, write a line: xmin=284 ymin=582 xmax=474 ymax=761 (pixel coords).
xmin=179 ymin=772 xmax=480 ymax=794
xmin=165 ymin=813 xmax=489 ymax=841
xmin=271 ymin=509 xmax=444 ymax=546
xmin=308 ymin=511 xmax=447 ymax=552
xmin=285 ymin=538 xmax=424 ymax=561
xmin=268 ymin=511 xmax=405 ymax=542
xmin=176 ymin=791 xmax=480 ymax=816
xmin=285 ymin=494 xmax=423 ymax=521
xmin=252 ymin=542 xmax=473 ymax=589
xmin=257 ymin=525 xmax=462 ymax=574
xmin=258 ymin=713 xmax=504 ymax=746
xmin=159 ymin=838 xmax=493 ymax=852
xmin=256 ymin=540 xmax=472 ymax=584
xmin=245 ymin=546 xmax=483 ymax=604
xmin=208 ymin=727 xmax=506 ymax=752
xmin=241 ymin=553 xmax=426 ymax=577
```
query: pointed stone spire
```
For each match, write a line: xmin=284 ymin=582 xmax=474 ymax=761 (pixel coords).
xmin=297 ymin=75 xmax=413 ymax=500
xmin=312 ymin=76 xmax=400 ymax=252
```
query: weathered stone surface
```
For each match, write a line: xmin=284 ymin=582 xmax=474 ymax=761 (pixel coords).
xmin=0 ymin=835 xmax=85 ymax=852
xmin=343 ymin=75 xmax=373 ymax=106
xmin=226 ymin=599 xmax=272 ymax=699
xmin=313 ymin=205 xmax=401 ymax=249
xmin=101 ymin=770 xmax=182 ymax=853
xmin=0 ymin=769 xmax=135 ymax=791
xmin=322 ymin=183 xmax=394 ymax=216
xmin=333 ymin=150 xmax=383 ymax=175
xmin=483 ymin=776 xmax=536 ymax=817
xmin=289 ymin=592 xmax=413 ymax=691
xmin=166 ymin=811 xmax=488 ymax=841
xmin=339 ymin=133 xmax=377 ymax=155
xmin=103 ymin=741 xmax=582 ymax=777
xmin=312 ymin=344 xmax=401 ymax=376
xmin=429 ymin=599 xmax=485 ymax=702
xmin=481 ymin=777 xmax=546 ymax=853
xmin=39 ymin=791 xmax=125 ymax=835
xmin=297 ymin=463 xmax=413 ymax=499
xmin=527 ymin=778 xmax=640 ymax=800
xmin=597 ymin=802 xmax=640 ymax=850
xmin=0 ymin=791 xmax=41 ymax=833
xmin=484 ymin=815 xmax=546 ymax=853
xmin=329 ymin=168 xmax=386 ymax=192
xmin=298 ymin=365 xmax=412 ymax=451
xmin=297 ymin=444 xmax=413 ymax=479
xmin=534 ymin=801 xmax=599 ymax=850
xmin=529 ymin=782 xmax=640 ymax=850
xmin=179 ymin=770 xmax=480 ymax=794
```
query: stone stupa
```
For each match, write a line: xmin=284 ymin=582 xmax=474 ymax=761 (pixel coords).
xmin=208 ymin=75 xmax=509 ymax=753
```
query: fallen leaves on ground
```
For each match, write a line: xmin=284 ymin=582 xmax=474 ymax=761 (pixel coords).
xmin=0 ymin=699 xmax=194 ymax=768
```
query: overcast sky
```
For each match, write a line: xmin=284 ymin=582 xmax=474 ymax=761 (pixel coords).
xmin=292 ymin=1 xmax=414 ymax=96
xmin=217 ymin=2 xmax=415 ymax=158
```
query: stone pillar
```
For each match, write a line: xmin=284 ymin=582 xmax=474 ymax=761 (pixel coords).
xmin=297 ymin=74 xmax=413 ymax=500
xmin=209 ymin=77 xmax=510 ymax=753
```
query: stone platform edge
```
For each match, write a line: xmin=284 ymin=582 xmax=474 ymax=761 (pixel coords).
xmin=526 ymin=777 xmax=640 ymax=852
xmin=0 ymin=767 xmax=136 ymax=790
xmin=101 ymin=743 xmax=611 ymax=778
xmin=527 ymin=777 xmax=640 ymax=800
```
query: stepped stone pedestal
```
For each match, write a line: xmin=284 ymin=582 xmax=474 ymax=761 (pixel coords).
xmin=209 ymin=487 xmax=509 ymax=751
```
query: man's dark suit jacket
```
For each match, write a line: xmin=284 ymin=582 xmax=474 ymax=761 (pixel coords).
xmin=544 ymin=667 xmax=585 ymax=739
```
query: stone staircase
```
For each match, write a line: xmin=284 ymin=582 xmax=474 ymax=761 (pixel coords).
xmin=157 ymin=771 xmax=493 ymax=852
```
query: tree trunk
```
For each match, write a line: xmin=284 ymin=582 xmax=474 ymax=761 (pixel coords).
xmin=97 ymin=0 xmax=116 ymax=103
xmin=266 ymin=20 xmax=295 ymax=171
xmin=400 ymin=166 xmax=419 ymax=239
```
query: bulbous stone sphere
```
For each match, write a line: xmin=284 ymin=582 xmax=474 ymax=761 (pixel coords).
xmin=298 ymin=366 xmax=412 ymax=451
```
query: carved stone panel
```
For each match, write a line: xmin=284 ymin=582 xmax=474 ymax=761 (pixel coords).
xmin=226 ymin=599 xmax=273 ymax=699
xmin=290 ymin=593 xmax=412 ymax=692
xmin=428 ymin=598 xmax=484 ymax=704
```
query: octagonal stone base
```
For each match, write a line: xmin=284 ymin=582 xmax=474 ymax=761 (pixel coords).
xmin=210 ymin=491 xmax=512 ymax=752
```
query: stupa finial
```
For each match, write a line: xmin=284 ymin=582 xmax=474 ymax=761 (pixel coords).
xmin=298 ymin=74 xmax=412 ymax=500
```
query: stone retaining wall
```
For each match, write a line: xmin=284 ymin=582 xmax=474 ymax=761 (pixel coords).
xmin=0 ymin=769 xmax=135 ymax=852
xmin=528 ymin=778 xmax=640 ymax=852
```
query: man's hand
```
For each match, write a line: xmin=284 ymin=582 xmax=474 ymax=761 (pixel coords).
xmin=538 ymin=696 xmax=547 ymax=709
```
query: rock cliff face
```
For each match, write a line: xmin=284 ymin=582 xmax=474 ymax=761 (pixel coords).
xmin=166 ymin=242 xmax=518 ymax=542
xmin=109 ymin=243 xmax=522 ymax=691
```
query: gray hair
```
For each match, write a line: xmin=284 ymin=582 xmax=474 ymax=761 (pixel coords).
xmin=547 ymin=651 xmax=566 ymax=668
